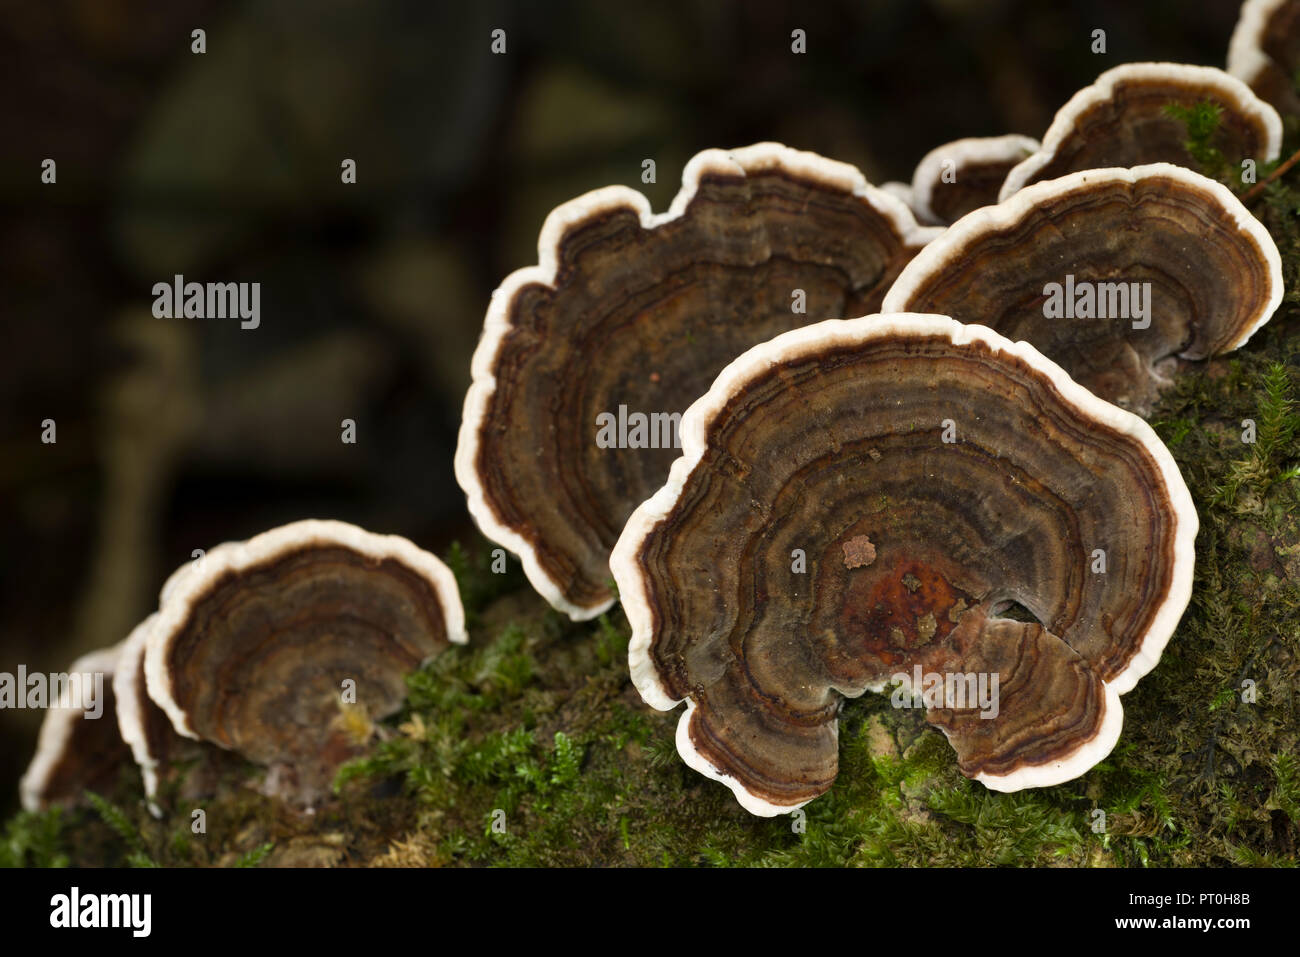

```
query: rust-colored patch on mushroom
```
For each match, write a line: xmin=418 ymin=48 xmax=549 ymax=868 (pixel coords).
xmin=841 ymin=535 xmax=877 ymax=569
xmin=948 ymin=597 xmax=969 ymax=623
xmin=840 ymin=559 xmax=974 ymax=662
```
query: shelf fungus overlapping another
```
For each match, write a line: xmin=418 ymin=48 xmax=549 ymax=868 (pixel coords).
xmin=143 ymin=519 xmax=467 ymax=805
xmin=610 ymin=315 xmax=1196 ymax=816
xmin=114 ymin=613 xmax=209 ymax=813
xmin=1228 ymin=0 xmax=1300 ymax=117
xmin=999 ymin=62 xmax=1281 ymax=201
xmin=909 ymin=134 xmax=1039 ymax=225
xmin=18 ymin=646 xmax=132 ymax=813
xmin=456 ymin=142 xmax=943 ymax=620
xmin=877 ymin=181 xmax=917 ymax=209
xmin=883 ymin=163 xmax=1283 ymax=414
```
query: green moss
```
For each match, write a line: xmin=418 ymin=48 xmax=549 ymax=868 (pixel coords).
xmin=1212 ymin=362 xmax=1300 ymax=509
xmin=234 ymin=842 xmax=274 ymax=867
xmin=86 ymin=792 xmax=157 ymax=868
xmin=0 ymin=808 xmax=69 ymax=868
xmin=444 ymin=540 xmax=528 ymax=629
xmin=1272 ymin=754 xmax=1300 ymax=823
xmin=1163 ymin=101 xmax=1228 ymax=182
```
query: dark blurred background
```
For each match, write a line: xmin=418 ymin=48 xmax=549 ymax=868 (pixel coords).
xmin=0 ymin=0 xmax=1246 ymax=814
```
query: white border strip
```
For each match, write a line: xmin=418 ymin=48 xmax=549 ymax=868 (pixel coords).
xmin=113 ymin=613 xmax=165 ymax=809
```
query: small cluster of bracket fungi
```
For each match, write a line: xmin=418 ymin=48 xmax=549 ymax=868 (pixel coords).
xmin=21 ymin=15 xmax=1296 ymax=825
xmin=886 ymin=62 xmax=1280 ymax=228
xmin=455 ymin=142 xmax=942 ymax=620
xmin=883 ymin=163 xmax=1282 ymax=414
xmin=459 ymin=46 xmax=1289 ymax=814
xmin=903 ymin=134 xmax=1040 ymax=226
xmin=20 ymin=520 xmax=465 ymax=813
xmin=997 ymin=62 xmax=1281 ymax=198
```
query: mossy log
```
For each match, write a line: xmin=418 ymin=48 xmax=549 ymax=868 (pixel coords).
xmin=6 ymin=157 xmax=1300 ymax=871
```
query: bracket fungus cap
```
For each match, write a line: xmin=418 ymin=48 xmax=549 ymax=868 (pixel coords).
xmin=1228 ymin=0 xmax=1300 ymax=115
xmin=999 ymin=62 xmax=1282 ymax=201
xmin=19 ymin=645 xmax=129 ymax=813
xmin=910 ymin=134 xmax=1040 ymax=224
xmin=612 ymin=314 xmax=1196 ymax=816
xmin=883 ymin=163 xmax=1283 ymax=412
xmin=456 ymin=142 xmax=942 ymax=620
xmin=143 ymin=519 xmax=466 ymax=801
